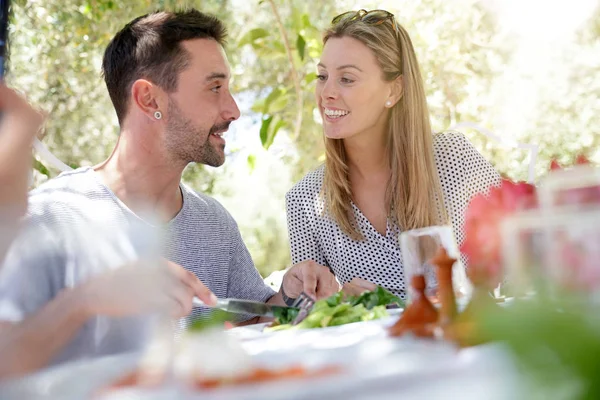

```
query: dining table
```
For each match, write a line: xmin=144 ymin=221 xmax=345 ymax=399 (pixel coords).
xmin=0 ymin=309 xmax=526 ymax=400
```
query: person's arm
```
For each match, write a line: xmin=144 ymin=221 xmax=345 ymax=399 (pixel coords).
xmin=0 ymin=85 xmax=44 ymax=261
xmin=0 ymin=288 xmax=91 ymax=380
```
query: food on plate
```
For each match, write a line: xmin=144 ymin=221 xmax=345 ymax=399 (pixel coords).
xmin=109 ymin=361 xmax=339 ymax=390
xmin=105 ymin=312 xmax=341 ymax=392
xmin=268 ymin=286 xmax=405 ymax=331
xmin=192 ymin=364 xmax=340 ymax=389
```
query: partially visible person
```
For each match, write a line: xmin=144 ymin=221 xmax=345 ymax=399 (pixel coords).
xmin=0 ymin=256 xmax=216 ymax=380
xmin=0 ymin=89 xmax=218 ymax=380
xmin=286 ymin=10 xmax=501 ymax=299
xmin=0 ymin=85 xmax=44 ymax=261
xmin=0 ymin=9 xmax=338 ymax=377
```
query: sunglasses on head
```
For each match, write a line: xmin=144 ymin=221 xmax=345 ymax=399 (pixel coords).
xmin=331 ymin=9 xmax=396 ymax=30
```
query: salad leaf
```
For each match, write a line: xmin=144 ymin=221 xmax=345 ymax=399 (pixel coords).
xmin=271 ymin=306 xmax=300 ymax=325
xmin=349 ymin=286 xmax=405 ymax=309
xmin=189 ymin=310 xmax=235 ymax=332
xmin=267 ymin=286 xmax=402 ymax=331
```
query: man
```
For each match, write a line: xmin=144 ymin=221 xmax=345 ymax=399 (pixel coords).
xmin=0 ymin=9 xmax=338 ymax=378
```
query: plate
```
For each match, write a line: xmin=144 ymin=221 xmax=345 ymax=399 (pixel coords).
xmin=227 ymin=308 xmax=403 ymax=342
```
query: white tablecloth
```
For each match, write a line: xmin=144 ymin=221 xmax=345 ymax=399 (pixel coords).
xmin=0 ymin=316 xmax=522 ymax=400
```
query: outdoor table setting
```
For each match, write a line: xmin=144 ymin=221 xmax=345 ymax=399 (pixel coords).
xmin=0 ymin=308 xmax=520 ymax=400
xmin=2 ymin=160 xmax=600 ymax=400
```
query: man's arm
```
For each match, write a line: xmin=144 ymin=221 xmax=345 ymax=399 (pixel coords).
xmin=0 ymin=288 xmax=90 ymax=380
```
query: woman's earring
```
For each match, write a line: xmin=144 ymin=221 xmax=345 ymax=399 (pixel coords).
xmin=386 ymin=101 xmax=392 ymax=107
xmin=154 ymin=111 xmax=162 ymax=120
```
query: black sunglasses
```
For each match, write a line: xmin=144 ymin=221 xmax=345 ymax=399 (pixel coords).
xmin=331 ymin=9 xmax=396 ymax=30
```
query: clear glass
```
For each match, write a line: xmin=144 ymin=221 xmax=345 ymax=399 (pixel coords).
xmin=502 ymin=207 xmax=600 ymax=299
xmin=399 ymin=225 xmax=471 ymax=303
xmin=538 ymin=164 xmax=600 ymax=209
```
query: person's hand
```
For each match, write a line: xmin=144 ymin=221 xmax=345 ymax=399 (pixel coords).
xmin=0 ymin=85 xmax=45 ymax=219
xmin=341 ymin=277 xmax=377 ymax=297
xmin=76 ymin=259 xmax=217 ymax=319
xmin=281 ymin=260 xmax=339 ymax=300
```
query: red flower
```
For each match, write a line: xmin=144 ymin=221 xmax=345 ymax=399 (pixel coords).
xmin=460 ymin=179 xmax=537 ymax=288
xmin=550 ymin=154 xmax=591 ymax=171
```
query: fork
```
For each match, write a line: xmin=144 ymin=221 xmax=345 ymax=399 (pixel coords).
xmin=290 ymin=292 xmax=315 ymax=326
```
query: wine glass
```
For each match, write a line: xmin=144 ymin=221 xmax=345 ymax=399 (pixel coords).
xmin=399 ymin=225 xmax=471 ymax=304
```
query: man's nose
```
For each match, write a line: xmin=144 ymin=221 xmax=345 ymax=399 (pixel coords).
xmin=222 ymin=92 xmax=240 ymax=121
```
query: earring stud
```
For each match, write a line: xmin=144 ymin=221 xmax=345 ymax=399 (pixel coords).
xmin=154 ymin=111 xmax=162 ymax=120
xmin=386 ymin=101 xmax=392 ymax=107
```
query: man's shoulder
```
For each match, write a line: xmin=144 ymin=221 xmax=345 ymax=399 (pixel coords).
xmin=180 ymin=184 xmax=235 ymax=224
xmin=30 ymin=167 xmax=98 ymax=200
xmin=286 ymin=164 xmax=324 ymax=202
xmin=27 ymin=167 xmax=106 ymax=222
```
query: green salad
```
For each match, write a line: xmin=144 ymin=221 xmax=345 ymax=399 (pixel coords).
xmin=268 ymin=286 xmax=404 ymax=331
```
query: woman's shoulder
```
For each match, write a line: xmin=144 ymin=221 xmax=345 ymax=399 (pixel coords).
xmin=432 ymin=130 xmax=473 ymax=156
xmin=286 ymin=164 xmax=325 ymax=202
xmin=432 ymin=130 xmax=486 ymax=168
xmin=432 ymin=130 xmax=501 ymax=188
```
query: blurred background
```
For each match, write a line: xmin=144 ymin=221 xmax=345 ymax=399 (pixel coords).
xmin=5 ymin=0 xmax=600 ymax=278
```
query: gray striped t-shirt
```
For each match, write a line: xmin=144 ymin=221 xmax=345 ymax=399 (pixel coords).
xmin=0 ymin=167 xmax=275 ymax=365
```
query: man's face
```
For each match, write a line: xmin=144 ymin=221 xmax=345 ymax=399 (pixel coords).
xmin=164 ymin=39 xmax=240 ymax=167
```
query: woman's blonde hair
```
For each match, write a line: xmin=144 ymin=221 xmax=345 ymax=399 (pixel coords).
xmin=322 ymin=12 xmax=448 ymax=240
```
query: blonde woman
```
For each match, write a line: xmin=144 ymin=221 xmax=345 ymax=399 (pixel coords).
xmin=285 ymin=9 xmax=501 ymax=300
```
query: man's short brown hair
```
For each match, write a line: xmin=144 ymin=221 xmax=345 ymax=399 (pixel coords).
xmin=102 ymin=9 xmax=227 ymax=124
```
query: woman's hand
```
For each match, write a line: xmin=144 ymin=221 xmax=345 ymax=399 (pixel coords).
xmin=341 ymin=277 xmax=377 ymax=297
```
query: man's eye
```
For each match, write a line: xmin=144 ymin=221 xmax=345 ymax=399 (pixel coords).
xmin=211 ymin=86 xmax=222 ymax=93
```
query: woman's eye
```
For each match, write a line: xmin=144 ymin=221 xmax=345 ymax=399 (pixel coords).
xmin=341 ymin=77 xmax=354 ymax=84
xmin=316 ymin=74 xmax=327 ymax=81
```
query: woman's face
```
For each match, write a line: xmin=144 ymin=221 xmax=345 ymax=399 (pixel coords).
xmin=316 ymin=36 xmax=395 ymax=141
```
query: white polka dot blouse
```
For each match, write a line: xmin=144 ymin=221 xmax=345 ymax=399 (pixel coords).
xmin=285 ymin=131 xmax=502 ymax=299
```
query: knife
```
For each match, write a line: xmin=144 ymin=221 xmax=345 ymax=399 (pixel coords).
xmin=193 ymin=297 xmax=298 ymax=318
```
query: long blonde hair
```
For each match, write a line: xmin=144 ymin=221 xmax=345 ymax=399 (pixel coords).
xmin=322 ymin=13 xmax=448 ymax=240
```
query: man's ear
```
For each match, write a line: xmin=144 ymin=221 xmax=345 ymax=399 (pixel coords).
xmin=385 ymin=75 xmax=404 ymax=108
xmin=131 ymin=79 xmax=164 ymax=121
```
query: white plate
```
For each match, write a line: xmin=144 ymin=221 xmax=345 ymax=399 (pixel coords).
xmin=99 ymin=336 xmax=461 ymax=400
xmin=227 ymin=308 xmax=403 ymax=342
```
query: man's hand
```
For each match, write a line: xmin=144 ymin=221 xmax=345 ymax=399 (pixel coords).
xmin=281 ymin=260 xmax=339 ymax=300
xmin=341 ymin=277 xmax=377 ymax=297
xmin=75 ymin=259 xmax=216 ymax=319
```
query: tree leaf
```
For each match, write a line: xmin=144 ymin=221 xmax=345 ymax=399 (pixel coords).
xmin=302 ymin=14 xmax=312 ymax=29
xmin=251 ymin=97 xmax=266 ymax=114
xmin=296 ymin=33 xmax=306 ymax=61
xmin=268 ymin=116 xmax=285 ymax=148
xmin=33 ymin=159 xmax=50 ymax=177
xmin=260 ymin=115 xmax=285 ymax=150
xmin=263 ymin=87 xmax=287 ymax=114
xmin=259 ymin=115 xmax=274 ymax=147
xmin=304 ymin=72 xmax=317 ymax=84
xmin=247 ymin=154 xmax=256 ymax=172
xmin=268 ymin=91 xmax=289 ymax=113
xmin=238 ymin=28 xmax=270 ymax=48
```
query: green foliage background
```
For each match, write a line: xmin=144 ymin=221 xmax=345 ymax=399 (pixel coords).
xmin=7 ymin=0 xmax=600 ymax=277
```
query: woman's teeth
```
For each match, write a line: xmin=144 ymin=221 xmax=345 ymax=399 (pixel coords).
xmin=324 ymin=108 xmax=350 ymax=118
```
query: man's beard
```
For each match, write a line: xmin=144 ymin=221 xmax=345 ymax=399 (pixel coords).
xmin=164 ymin=100 xmax=230 ymax=167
